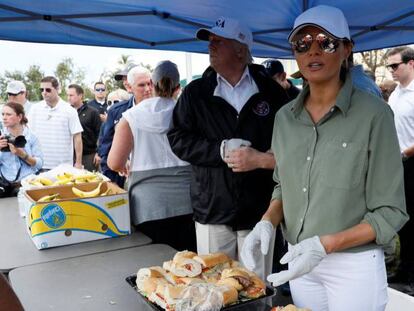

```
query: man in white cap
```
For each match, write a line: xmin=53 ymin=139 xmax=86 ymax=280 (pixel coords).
xmin=168 ymin=16 xmax=289 ymax=279
xmin=6 ymin=80 xmax=32 ymax=113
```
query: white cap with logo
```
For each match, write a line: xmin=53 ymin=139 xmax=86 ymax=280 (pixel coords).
xmin=196 ymin=16 xmax=253 ymax=50
xmin=6 ymin=80 xmax=26 ymax=95
xmin=288 ymin=5 xmax=351 ymax=42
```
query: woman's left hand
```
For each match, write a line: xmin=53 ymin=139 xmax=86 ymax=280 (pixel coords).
xmin=267 ymin=236 xmax=327 ymax=287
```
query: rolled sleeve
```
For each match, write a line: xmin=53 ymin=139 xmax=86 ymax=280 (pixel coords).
xmin=364 ymin=106 xmax=408 ymax=245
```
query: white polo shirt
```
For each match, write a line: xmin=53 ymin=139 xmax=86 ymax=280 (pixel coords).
xmin=214 ymin=66 xmax=259 ymax=113
xmin=388 ymin=79 xmax=414 ymax=151
xmin=28 ymin=99 xmax=83 ymax=169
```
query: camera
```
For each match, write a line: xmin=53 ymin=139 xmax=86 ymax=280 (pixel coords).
xmin=0 ymin=134 xmax=27 ymax=152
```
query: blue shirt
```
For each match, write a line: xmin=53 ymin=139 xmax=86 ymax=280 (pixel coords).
xmin=351 ymin=65 xmax=382 ymax=98
xmin=0 ymin=126 xmax=43 ymax=181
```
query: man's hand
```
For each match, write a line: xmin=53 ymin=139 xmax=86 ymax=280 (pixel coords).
xmin=100 ymin=113 xmax=107 ymax=123
xmin=225 ymin=147 xmax=275 ymax=172
xmin=267 ymin=236 xmax=327 ymax=287
xmin=93 ymin=153 xmax=101 ymax=167
xmin=240 ymin=220 xmax=275 ymax=271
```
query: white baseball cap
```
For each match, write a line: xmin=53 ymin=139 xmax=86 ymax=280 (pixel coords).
xmin=196 ymin=16 xmax=253 ymax=50
xmin=6 ymin=80 xmax=26 ymax=94
xmin=288 ymin=5 xmax=351 ymax=42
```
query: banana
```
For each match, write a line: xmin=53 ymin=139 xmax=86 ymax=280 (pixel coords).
xmin=100 ymin=188 xmax=113 ymax=196
xmin=63 ymin=172 xmax=74 ymax=179
xmin=38 ymin=193 xmax=61 ymax=202
xmin=29 ymin=179 xmax=44 ymax=187
xmin=39 ymin=177 xmax=53 ymax=186
xmin=72 ymin=182 xmax=102 ymax=198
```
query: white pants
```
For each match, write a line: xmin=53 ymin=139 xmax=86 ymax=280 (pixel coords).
xmin=195 ymin=222 xmax=275 ymax=280
xmin=290 ymin=248 xmax=388 ymax=311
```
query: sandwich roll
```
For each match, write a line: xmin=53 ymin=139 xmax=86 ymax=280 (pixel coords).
xmin=271 ymin=305 xmax=311 ymax=311
xmin=139 ymin=277 xmax=168 ymax=294
xmin=217 ymin=285 xmax=238 ymax=306
xmin=240 ymin=275 xmax=266 ymax=299
xmin=173 ymin=250 xmax=197 ymax=262
xmin=193 ymin=252 xmax=231 ymax=268
xmin=164 ymin=258 xmax=202 ymax=278
xmin=220 ymin=268 xmax=253 ymax=290
xmin=136 ymin=266 xmax=167 ymax=290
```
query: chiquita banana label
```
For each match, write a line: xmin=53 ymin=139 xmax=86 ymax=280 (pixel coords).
xmin=30 ymin=200 xmax=129 ymax=237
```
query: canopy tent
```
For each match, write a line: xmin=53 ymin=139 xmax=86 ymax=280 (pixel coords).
xmin=0 ymin=0 xmax=413 ymax=58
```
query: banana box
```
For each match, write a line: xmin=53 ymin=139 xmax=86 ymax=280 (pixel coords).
xmin=24 ymin=181 xmax=130 ymax=250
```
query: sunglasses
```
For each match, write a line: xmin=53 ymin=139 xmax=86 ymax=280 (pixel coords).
xmin=290 ymin=33 xmax=341 ymax=54
xmin=107 ymin=100 xmax=120 ymax=106
xmin=95 ymin=88 xmax=106 ymax=92
xmin=39 ymin=87 xmax=52 ymax=93
xmin=386 ymin=62 xmax=405 ymax=71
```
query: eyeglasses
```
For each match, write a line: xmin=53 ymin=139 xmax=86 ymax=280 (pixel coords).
xmin=107 ymin=100 xmax=120 ymax=106
xmin=290 ymin=33 xmax=342 ymax=54
xmin=95 ymin=88 xmax=106 ymax=92
xmin=39 ymin=88 xmax=52 ymax=93
xmin=386 ymin=62 xmax=405 ymax=71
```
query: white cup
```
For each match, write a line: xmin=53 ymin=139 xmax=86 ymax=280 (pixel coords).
xmin=220 ymin=138 xmax=252 ymax=161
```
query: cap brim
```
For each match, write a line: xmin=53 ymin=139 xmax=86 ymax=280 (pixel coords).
xmin=287 ymin=23 xmax=342 ymax=42
xmin=196 ymin=28 xmax=212 ymax=41
xmin=196 ymin=28 xmax=238 ymax=42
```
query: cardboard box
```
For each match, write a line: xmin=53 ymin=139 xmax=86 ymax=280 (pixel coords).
xmin=25 ymin=181 xmax=130 ymax=249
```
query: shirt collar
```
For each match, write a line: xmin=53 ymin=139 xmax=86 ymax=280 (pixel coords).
xmin=216 ymin=66 xmax=252 ymax=89
xmin=396 ymin=79 xmax=414 ymax=92
xmin=291 ymin=73 xmax=353 ymax=118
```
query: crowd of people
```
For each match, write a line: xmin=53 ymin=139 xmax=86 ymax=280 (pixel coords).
xmin=1 ymin=4 xmax=413 ymax=310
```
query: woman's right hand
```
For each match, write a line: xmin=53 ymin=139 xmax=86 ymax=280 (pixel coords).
xmin=0 ymin=135 xmax=8 ymax=150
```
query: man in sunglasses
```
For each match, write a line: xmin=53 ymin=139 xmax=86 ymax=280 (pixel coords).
xmin=386 ymin=46 xmax=414 ymax=294
xmin=27 ymin=76 xmax=83 ymax=170
xmin=168 ymin=16 xmax=289 ymax=280
xmin=87 ymin=81 xmax=108 ymax=122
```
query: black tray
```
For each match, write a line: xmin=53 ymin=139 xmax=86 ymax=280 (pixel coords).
xmin=126 ymin=275 xmax=275 ymax=310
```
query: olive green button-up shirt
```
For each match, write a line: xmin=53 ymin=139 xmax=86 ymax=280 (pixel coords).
xmin=271 ymin=75 xmax=408 ymax=252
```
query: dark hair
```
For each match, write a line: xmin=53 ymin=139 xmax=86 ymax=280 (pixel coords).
xmin=68 ymin=84 xmax=84 ymax=96
xmin=339 ymin=40 xmax=353 ymax=82
xmin=154 ymin=77 xmax=179 ymax=98
xmin=41 ymin=76 xmax=59 ymax=89
xmin=94 ymin=81 xmax=105 ymax=89
xmin=387 ymin=46 xmax=414 ymax=63
xmin=4 ymin=102 xmax=28 ymax=125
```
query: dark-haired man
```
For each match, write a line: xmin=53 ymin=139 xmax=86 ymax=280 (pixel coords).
xmin=88 ymin=81 xmax=108 ymax=122
xmin=28 ymin=76 xmax=83 ymax=170
xmin=68 ymin=84 xmax=101 ymax=171
xmin=387 ymin=46 xmax=414 ymax=294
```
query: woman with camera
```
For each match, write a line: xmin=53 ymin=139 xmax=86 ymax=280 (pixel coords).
xmin=0 ymin=102 xmax=43 ymax=195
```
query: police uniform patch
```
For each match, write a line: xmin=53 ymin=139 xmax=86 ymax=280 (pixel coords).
xmin=253 ymin=101 xmax=270 ymax=116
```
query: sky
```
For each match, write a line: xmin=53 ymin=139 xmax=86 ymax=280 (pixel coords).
xmin=0 ymin=39 xmax=298 ymax=89
xmin=0 ymin=39 xmax=211 ymax=87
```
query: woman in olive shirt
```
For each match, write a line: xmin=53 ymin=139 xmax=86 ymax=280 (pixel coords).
xmin=241 ymin=5 xmax=408 ymax=310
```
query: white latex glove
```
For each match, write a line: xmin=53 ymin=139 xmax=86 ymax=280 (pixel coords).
xmin=267 ymin=236 xmax=327 ymax=287
xmin=240 ymin=220 xmax=275 ymax=270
